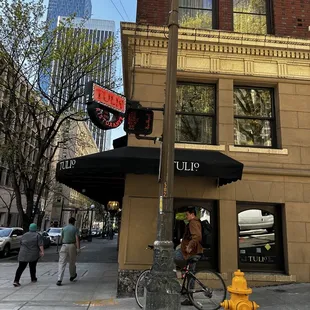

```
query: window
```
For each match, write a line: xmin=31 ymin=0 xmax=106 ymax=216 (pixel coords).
xmin=237 ymin=203 xmax=284 ymax=272
xmin=179 ymin=0 xmax=215 ymax=29
xmin=233 ymin=0 xmax=272 ymax=34
xmin=234 ymin=87 xmax=275 ymax=147
xmin=176 ymin=83 xmax=216 ymax=144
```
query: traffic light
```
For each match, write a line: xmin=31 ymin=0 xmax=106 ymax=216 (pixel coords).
xmin=124 ymin=108 xmax=154 ymax=135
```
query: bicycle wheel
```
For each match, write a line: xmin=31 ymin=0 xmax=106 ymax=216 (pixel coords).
xmin=135 ymin=269 xmax=150 ymax=309
xmin=187 ymin=269 xmax=226 ymax=310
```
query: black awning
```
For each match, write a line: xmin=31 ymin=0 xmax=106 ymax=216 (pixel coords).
xmin=56 ymin=146 xmax=243 ymax=203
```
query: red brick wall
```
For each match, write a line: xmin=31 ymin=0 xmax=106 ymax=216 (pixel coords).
xmin=273 ymin=0 xmax=310 ymax=38
xmin=218 ymin=0 xmax=233 ymax=31
xmin=136 ymin=0 xmax=170 ymax=25
xmin=136 ymin=0 xmax=310 ymax=39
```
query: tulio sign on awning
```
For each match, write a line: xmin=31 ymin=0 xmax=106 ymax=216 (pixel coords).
xmin=85 ymin=81 xmax=126 ymax=130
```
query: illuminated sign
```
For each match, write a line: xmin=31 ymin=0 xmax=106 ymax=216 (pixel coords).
xmin=124 ymin=108 xmax=154 ymax=135
xmin=87 ymin=102 xmax=124 ymax=130
xmin=93 ymin=84 xmax=126 ymax=114
xmin=85 ymin=81 xmax=125 ymax=130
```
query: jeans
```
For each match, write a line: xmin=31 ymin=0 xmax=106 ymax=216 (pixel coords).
xmin=14 ymin=260 xmax=38 ymax=282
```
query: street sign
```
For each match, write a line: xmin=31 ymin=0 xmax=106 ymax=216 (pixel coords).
xmin=124 ymin=108 xmax=154 ymax=135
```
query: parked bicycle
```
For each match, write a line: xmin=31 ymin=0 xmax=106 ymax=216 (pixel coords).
xmin=135 ymin=245 xmax=226 ymax=310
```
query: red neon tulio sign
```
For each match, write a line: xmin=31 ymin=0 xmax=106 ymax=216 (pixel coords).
xmin=85 ymin=81 xmax=125 ymax=130
xmin=92 ymin=83 xmax=126 ymax=114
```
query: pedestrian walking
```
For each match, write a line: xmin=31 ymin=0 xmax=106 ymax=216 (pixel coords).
xmin=56 ymin=217 xmax=80 ymax=286
xmin=13 ymin=223 xmax=44 ymax=287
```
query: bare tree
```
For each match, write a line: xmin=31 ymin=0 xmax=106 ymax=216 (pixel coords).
xmin=0 ymin=0 xmax=119 ymax=230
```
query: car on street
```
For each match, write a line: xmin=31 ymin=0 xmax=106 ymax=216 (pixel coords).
xmin=0 ymin=227 xmax=24 ymax=257
xmin=38 ymin=231 xmax=51 ymax=248
xmin=238 ymin=209 xmax=274 ymax=233
xmin=46 ymin=227 xmax=62 ymax=245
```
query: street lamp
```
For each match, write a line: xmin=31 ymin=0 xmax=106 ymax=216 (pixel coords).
xmin=107 ymin=201 xmax=119 ymax=240
xmin=89 ymin=204 xmax=95 ymax=241
xmin=145 ymin=0 xmax=180 ymax=309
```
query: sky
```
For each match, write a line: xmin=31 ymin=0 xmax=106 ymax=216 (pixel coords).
xmin=43 ymin=0 xmax=138 ymax=145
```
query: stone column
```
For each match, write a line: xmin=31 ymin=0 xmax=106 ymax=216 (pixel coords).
xmin=217 ymin=79 xmax=234 ymax=146
xmin=218 ymin=200 xmax=238 ymax=277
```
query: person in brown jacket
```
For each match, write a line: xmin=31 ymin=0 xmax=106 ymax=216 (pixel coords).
xmin=175 ymin=207 xmax=203 ymax=306
xmin=175 ymin=207 xmax=203 ymax=261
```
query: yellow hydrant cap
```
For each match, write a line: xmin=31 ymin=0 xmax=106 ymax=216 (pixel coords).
xmin=228 ymin=269 xmax=252 ymax=295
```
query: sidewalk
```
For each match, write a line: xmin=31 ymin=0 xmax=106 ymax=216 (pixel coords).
xmin=1 ymin=244 xmax=310 ymax=309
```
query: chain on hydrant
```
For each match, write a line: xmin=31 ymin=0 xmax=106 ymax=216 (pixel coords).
xmin=221 ymin=270 xmax=259 ymax=310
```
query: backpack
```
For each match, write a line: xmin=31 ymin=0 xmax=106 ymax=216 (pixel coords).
xmin=200 ymin=219 xmax=212 ymax=248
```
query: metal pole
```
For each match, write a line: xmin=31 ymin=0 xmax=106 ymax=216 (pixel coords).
xmin=145 ymin=0 xmax=180 ymax=309
xmin=59 ymin=198 xmax=64 ymax=227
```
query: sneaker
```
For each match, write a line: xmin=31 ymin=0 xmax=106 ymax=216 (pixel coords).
xmin=181 ymin=299 xmax=193 ymax=306
xmin=13 ymin=282 xmax=21 ymax=287
xmin=70 ymin=273 xmax=77 ymax=282
xmin=56 ymin=281 xmax=62 ymax=286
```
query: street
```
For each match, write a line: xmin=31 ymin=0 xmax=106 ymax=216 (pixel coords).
xmin=1 ymin=237 xmax=310 ymax=309
xmin=0 ymin=236 xmax=118 ymax=264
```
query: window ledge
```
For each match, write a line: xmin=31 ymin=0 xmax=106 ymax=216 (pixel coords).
xmin=175 ymin=143 xmax=226 ymax=151
xmin=229 ymin=146 xmax=288 ymax=155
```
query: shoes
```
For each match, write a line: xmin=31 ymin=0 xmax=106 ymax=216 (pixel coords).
xmin=181 ymin=299 xmax=194 ymax=306
xmin=56 ymin=281 xmax=62 ymax=286
xmin=31 ymin=278 xmax=37 ymax=283
xmin=70 ymin=273 xmax=77 ymax=282
xmin=13 ymin=282 xmax=21 ymax=287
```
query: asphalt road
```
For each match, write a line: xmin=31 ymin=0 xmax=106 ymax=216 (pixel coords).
xmin=0 ymin=237 xmax=118 ymax=263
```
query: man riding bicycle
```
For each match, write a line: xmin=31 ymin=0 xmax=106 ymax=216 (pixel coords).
xmin=175 ymin=207 xmax=203 ymax=306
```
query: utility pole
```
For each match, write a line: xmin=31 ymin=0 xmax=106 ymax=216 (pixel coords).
xmin=145 ymin=0 xmax=180 ymax=309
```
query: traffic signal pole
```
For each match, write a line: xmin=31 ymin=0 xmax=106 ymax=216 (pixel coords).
xmin=144 ymin=0 xmax=180 ymax=309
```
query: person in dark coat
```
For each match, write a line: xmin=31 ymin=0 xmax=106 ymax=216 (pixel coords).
xmin=13 ymin=223 xmax=44 ymax=287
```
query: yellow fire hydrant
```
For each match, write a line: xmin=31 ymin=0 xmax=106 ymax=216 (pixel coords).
xmin=221 ymin=270 xmax=259 ymax=310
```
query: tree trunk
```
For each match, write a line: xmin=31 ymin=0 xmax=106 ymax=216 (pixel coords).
xmin=37 ymin=211 xmax=45 ymax=231
xmin=22 ymin=213 xmax=30 ymax=231
xmin=6 ymin=212 xmax=11 ymax=227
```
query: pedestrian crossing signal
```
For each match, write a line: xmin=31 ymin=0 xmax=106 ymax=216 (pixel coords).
xmin=124 ymin=108 xmax=154 ymax=135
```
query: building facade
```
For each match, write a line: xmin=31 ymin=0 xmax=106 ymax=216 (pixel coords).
xmin=46 ymin=0 xmax=114 ymax=152
xmin=49 ymin=120 xmax=99 ymax=228
xmin=46 ymin=0 xmax=92 ymax=30
xmin=116 ymin=0 xmax=310 ymax=295
xmin=49 ymin=16 xmax=115 ymax=152
xmin=0 ymin=65 xmax=54 ymax=228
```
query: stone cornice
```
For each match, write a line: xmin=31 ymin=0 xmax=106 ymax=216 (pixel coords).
xmin=121 ymin=23 xmax=310 ymax=81
xmin=121 ymin=22 xmax=310 ymax=54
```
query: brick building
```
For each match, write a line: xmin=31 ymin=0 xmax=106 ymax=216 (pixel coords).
xmin=56 ymin=0 xmax=310 ymax=297
xmin=117 ymin=0 xmax=310 ymax=295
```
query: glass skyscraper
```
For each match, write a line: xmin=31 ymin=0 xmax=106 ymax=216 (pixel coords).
xmin=47 ymin=0 xmax=92 ymax=30
xmin=46 ymin=0 xmax=114 ymax=152
xmin=50 ymin=17 xmax=115 ymax=152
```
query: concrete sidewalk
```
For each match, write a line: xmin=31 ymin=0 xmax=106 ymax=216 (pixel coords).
xmin=1 ymin=261 xmax=310 ymax=309
xmin=1 ymin=239 xmax=310 ymax=310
